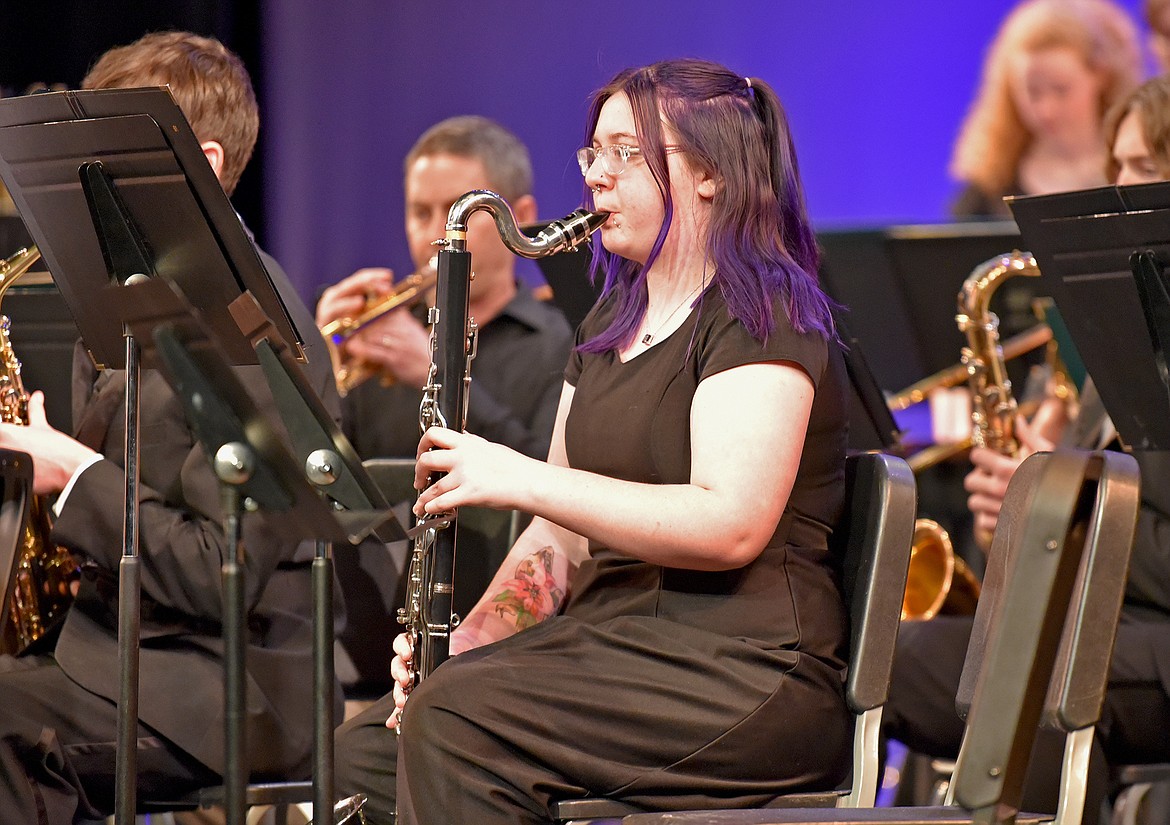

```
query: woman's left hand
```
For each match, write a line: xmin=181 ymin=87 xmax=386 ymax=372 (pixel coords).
xmin=413 ymin=426 xmax=534 ymax=516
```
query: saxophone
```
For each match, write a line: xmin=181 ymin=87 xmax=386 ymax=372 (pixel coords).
xmin=0 ymin=245 xmax=79 ymax=654
xmin=956 ymin=251 xmax=1042 ymax=455
xmin=397 ymin=195 xmax=607 ymax=694
xmin=902 ymin=251 xmax=1041 ymax=620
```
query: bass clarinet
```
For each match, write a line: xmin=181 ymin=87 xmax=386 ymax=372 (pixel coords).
xmin=397 ymin=192 xmax=607 ymax=693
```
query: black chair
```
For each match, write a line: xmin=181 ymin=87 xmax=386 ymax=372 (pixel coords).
xmin=555 ymin=450 xmax=919 ymax=823
xmin=610 ymin=448 xmax=1140 ymax=825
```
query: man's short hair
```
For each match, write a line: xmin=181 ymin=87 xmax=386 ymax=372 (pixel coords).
xmin=405 ymin=116 xmax=533 ymax=201
xmin=82 ymin=31 xmax=259 ymax=196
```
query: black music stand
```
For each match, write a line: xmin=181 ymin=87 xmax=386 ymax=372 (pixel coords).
xmin=230 ymin=291 xmax=405 ymax=820
xmin=1008 ymin=181 xmax=1170 ymax=450
xmin=0 ymin=87 xmax=309 ymax=824
xmin=832 ymin=307 xmax=903 ymax=452
xmin=123 ymin=277 xmax=399 ymax=823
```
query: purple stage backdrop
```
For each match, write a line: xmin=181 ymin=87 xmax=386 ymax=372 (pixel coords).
xmin=261 ymin=0 xmax=1150 ymax=305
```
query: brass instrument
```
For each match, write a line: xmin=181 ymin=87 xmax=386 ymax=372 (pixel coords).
xmin=397 ymin=195 xmax=607 ymax=697
xmin=320 ymin=258 xmax=438 ymax=397
xmin=957 ymin=251 xmax=1041 ymax=455
xmin=901 ymin=519 xmax=981 ymax=620
xmin=0 ymin=245 xmax=79 ymax=654
xmin=888 ymin=323 xmax=1053 ymax=413
xmin=891 ymin=323 xmax=1053 ymax=474
xmin=900 ymin=251 xmax=1042 ymax=621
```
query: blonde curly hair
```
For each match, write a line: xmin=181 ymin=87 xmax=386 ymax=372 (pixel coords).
xmin=951 ymin=0 xmax=1142 ymax=196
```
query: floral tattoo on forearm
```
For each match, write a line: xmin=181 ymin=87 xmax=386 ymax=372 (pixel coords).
xmin=491 ymin=546 xmax=565 ymax=630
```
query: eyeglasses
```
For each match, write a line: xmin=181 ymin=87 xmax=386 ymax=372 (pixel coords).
xmin=576 ymin=144 xmax=685 ymax=178
xmin=576 ymin=144 xmax=642 ymax=177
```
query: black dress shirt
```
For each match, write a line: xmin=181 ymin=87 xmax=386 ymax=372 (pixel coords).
xmin=341 ymin=286 xmax=573 ymax=460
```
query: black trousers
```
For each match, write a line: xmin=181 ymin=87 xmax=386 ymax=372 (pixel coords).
xmin=336 ymin=614 xmax=850 ymax=825
xmin=0 ymin=652 xmax=217 ymax=824
xmin=883 ymin=614 xmax=1170 ymax=823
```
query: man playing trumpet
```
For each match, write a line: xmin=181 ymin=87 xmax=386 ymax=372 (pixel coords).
xmin=315 ymin=116 xmax=573 ymax=462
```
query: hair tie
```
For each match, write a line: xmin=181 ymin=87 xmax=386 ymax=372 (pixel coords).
xmin=744 ymin=76 xmax=753 ymax=91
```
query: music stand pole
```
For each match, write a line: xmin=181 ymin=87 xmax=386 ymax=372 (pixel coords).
xmin=240 ymin=315 xmax=403 ymax=821
xmin=115 ymin=326 xmax=142 ymax=825
xmin=140 ymin=311 xmax=398 ymax=825
xmin=80 ymin=156 xmax=157 ymax=825
xmin=313 ymin=538 xmax=335 ymax=820
xmin=214 ymin=445 xmax=251 ymax=825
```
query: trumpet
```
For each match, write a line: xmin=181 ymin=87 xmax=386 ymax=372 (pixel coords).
xmin=320 ymin=258 xmax=438 ymax=397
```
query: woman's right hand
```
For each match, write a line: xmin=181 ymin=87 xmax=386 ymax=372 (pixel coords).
xmin=385 ymin=631 xmax=415 ymax=730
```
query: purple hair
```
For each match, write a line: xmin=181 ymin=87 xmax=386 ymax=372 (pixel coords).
xmin=579 ymin=59 xmax=835 ymax=354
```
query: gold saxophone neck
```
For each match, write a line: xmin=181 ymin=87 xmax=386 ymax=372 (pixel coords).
xmin=956 ymin=249 xmax=1042 ymax=458
xmin=0 ymin=245 xmax=42 ymax=305
xmin=957 ymin=250 xmax=1038 ymax=322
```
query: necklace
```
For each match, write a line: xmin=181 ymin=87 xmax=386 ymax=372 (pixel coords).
xmin=640 ymin=281 xmax=704 ymax=346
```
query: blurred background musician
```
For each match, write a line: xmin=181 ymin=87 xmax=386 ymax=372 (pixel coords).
xmin=0 ymin=31 xmax=338 ymax=824
xmin=884 ymin=73 xmax=1170 ymax=825
xmin=949 ymin=0 xmax=1141 ymax=219
xmin=314 ymin=116 xmax=572 ymax=462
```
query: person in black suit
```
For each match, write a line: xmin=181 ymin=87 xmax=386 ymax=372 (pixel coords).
xmin=0 ymin=31 xmax=339 ymax=823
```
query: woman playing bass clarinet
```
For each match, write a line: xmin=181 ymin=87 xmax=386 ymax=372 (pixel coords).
xmin=334 ymin=57 xmax=852 ymax=825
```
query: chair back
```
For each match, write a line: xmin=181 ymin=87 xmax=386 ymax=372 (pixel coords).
xmin=838 ymin=452 xmax=917 ymax=715
xmin=951 ymin=449 xmax=1140 ymax=823
xmin=834 ymin=451 xmax=917 ymax=807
